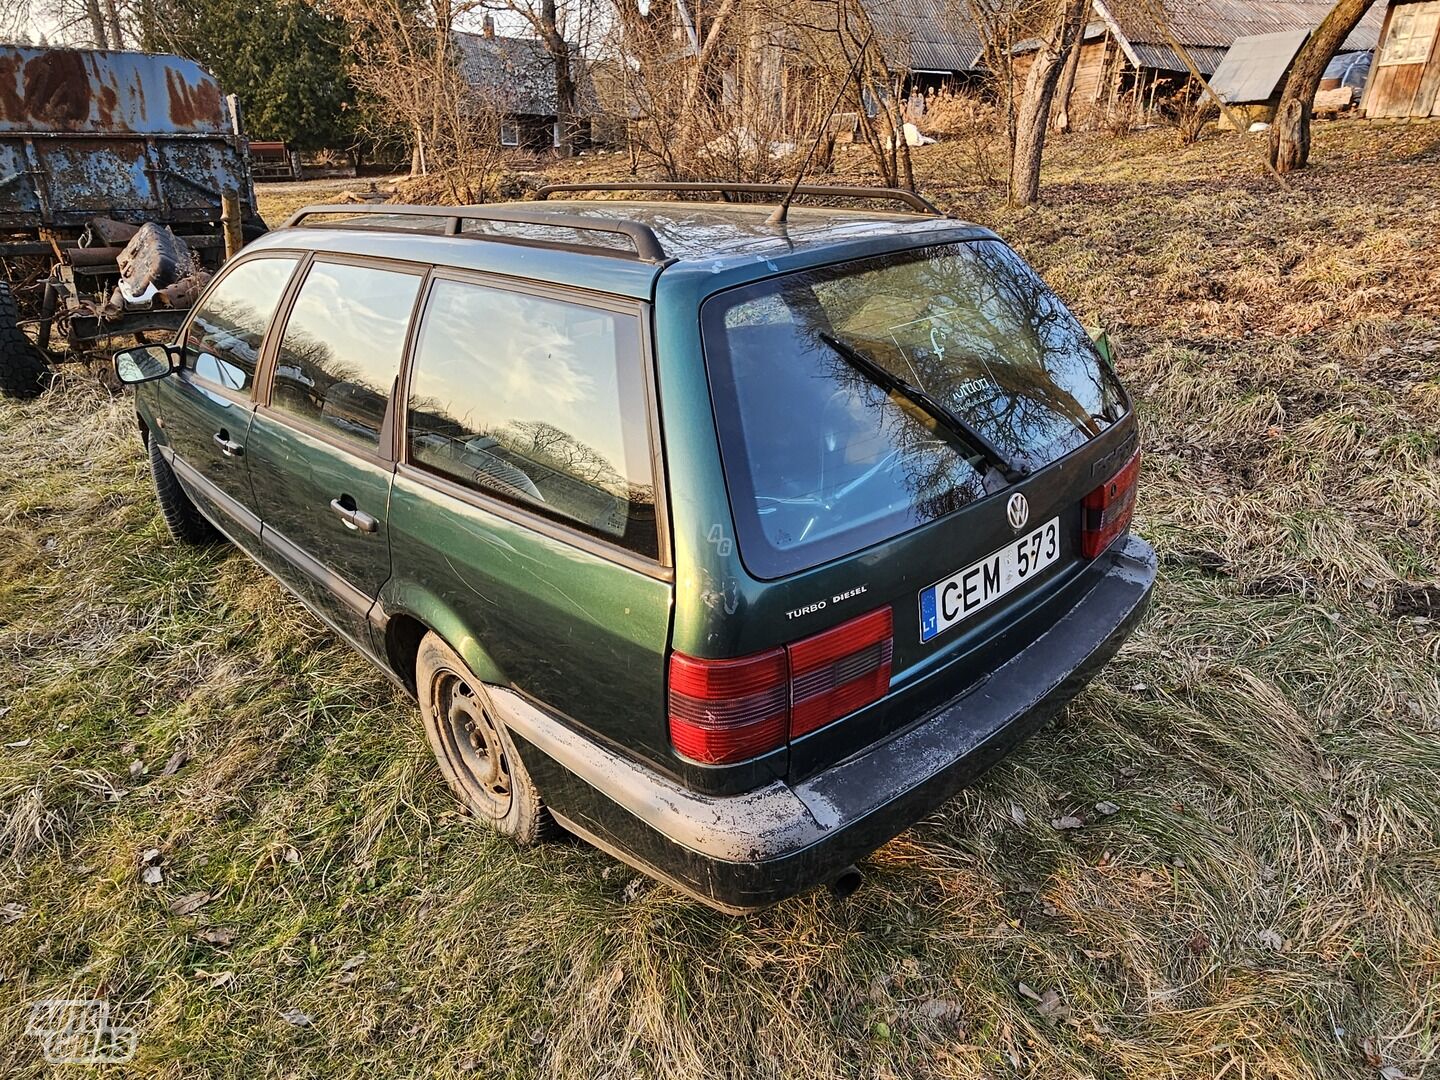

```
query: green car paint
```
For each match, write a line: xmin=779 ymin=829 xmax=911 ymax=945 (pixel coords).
xmin=120 ymin=197 xmax=1155 ymax=910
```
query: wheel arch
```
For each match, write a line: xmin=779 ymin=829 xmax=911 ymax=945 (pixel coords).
xmin=379 ymin=587 xmax=507 ymax=697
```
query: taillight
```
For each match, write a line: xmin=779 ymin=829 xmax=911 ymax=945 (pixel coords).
xmin=789 ymin=607 xmax=893 ymax=738
xmin=668 ymin=649 xmax=788 ymax=764
xmin=1082 ymin=449 xmax=1141 ymax=558
xmin=667 ymin=606 xmax=895 ymax=764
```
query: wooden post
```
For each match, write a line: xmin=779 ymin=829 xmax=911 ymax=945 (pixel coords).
xmin=220 ymin=189 xmax=243 ymax=261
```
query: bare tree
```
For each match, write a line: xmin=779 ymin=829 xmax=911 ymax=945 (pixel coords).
xmin=1269 ymin=0 xmax=1382 ymax=173
xmin=339 ymin=0 xmax=512 ymax=200
xmin=604 ymin=0 xmax=849 ymax=182
xmin=832 ymin=0 xmax=915 ymax=190
xmin=969 ymin=0 xmax=1084 ymax=206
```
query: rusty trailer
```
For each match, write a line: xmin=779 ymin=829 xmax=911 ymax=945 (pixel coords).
xmin=0 ymin=46 xmax=266 ymax=398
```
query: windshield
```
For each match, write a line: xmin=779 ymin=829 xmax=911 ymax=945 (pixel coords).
xmin=701 ymin=239 xmax=1128 ymax=579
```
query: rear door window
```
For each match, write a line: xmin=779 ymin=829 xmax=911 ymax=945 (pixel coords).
xmin=702 ymin=240 xmax=1127 ymax=578
xmin=183 ymin=256 xmax=298 ymax=393
xmin=269 ymin=261 xmax=423 ymax=452
xmin=405 ymin=278 xmax=658 ymax=558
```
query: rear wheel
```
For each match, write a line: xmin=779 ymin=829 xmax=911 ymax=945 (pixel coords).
xmin=416 ymin=632 xmax=554 ymax=843
xmin=148 ymin=434 xmax=218 ymax=544
xmin=0 ymin=281 xmax=48 ymax=400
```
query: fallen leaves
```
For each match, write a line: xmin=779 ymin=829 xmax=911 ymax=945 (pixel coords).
xmin=192 ymin=927 xmax=236 ymax=947
xmin=169 ymin=891 xmax=212 ymax=916
xmin=1256 ymin=929 xmax=1287 ymax=952
xmin=1 ymin=901 xmax=26 ymax=923
xmin=1051 ymin=815 xmax=1085 ymax=831
xmin=194 ymin=968 xmax=234 ymax=990
xmin=1017 ymin=982 xmax=1070 ymax=1023
xmin=279 ymin=1007 xmax=312 ymax=1027
xmin=335 ymin=953 xmax=368 ymax=985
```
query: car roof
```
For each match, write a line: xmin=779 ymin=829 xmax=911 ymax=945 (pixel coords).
xmin=245 ymin=199 xmax=998 ymax=301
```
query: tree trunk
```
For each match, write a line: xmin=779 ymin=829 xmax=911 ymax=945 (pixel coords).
xmin=84 ymin=0 xmax=111 ymax=47
xmin=1052 ymin=5 xmax=1088 ymax=133
xmin=103 ymin=0 xmax=125 ymax=48
xmin=1010 ymin=0 xmax=1088 ymax=207
xmin=677 ymin=0 xmax=737 ymax=123
xmin=540 ymin=0 xmax=577 ymax=157
xmin=1269 ymin=0 xmax=1380 ymax=173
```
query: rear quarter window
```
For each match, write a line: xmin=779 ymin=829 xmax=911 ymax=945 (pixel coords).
xmin=405 ymin=279 xmax=659 ymax=558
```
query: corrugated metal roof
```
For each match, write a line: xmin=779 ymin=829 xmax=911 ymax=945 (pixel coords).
xmin=1127 ymin=41 xmax=1229 ymax=73
xmin=859 ymin=0 xmax=989 ymax=74
xmin=1094 ymin=0 xmax=1386 ymax=73
xmin=1209 ymin=29 xmax=1310 ymax=101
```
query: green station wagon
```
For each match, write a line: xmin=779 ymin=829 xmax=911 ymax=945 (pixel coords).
xmin=114 ymin=184 xmax=1155 ymax=911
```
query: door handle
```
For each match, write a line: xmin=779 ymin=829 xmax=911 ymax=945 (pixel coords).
xmin=329 ymin=497 xmax=378 ymax=534
xmin=213 ymin=431 xmax=243 ymax=457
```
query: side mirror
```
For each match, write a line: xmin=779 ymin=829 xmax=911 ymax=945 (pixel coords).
xmin=114 ymin=344 xmax=178 ymax=385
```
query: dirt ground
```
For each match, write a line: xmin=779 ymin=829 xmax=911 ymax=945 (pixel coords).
xmin=1 ymin=121 xmax=1437 ymax=1079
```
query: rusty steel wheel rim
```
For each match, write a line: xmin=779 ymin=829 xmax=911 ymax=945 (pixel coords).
xmin=434 ymin=670 xmax=512 ymax=816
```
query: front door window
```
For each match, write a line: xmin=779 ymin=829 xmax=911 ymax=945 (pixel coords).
xmin=183 ymin=257 xmax=298 ymax=395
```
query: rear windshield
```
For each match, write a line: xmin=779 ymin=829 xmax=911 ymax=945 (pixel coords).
xmin=701 ymin=240 xmax=1127 ymax=579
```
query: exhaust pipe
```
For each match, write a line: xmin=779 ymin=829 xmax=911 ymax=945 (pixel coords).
xmin=828 ymin=864 xmax=864 ymax=901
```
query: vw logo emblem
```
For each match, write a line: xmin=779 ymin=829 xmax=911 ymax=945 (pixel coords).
xmin=1006 ymin=492 xmax=1030 ymax=532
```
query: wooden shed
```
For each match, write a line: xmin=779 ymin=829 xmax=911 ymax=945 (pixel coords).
xmin=1361 ymin=1 xmax=1440 ymax=119
xmin=1015 ymin=0 xmax=1385 ymax=130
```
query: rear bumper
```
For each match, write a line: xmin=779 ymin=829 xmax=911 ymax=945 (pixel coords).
xmin=498 ymin=535 xmax=1158 ymax=912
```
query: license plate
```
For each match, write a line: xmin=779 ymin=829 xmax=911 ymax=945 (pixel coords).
xmin=919 ymin=518 xmax=1061 ymax=643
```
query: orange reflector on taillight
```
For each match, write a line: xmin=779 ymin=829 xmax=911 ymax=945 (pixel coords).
xmin=1082 ymin=448 xmax=1141 ymax=558
xmin=667 ymin=606 xmax=895 ymax=764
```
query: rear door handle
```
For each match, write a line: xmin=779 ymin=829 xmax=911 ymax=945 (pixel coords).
xmin=329 ymin=497 xmax=378 ymax=533
xmin=213 ymin=432 xmax=243 ymax=457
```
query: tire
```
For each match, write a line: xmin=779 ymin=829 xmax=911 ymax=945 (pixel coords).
xmin=148 ymin=434 xmax=218 ymax=545
xmin=0 ymin=281 xmax=48 ymax=400
xmin=416 ymin=631 xmax=554 ymax=843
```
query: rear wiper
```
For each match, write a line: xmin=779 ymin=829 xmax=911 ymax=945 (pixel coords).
xmin=818 ymin=332 xmax=1028 ymax=483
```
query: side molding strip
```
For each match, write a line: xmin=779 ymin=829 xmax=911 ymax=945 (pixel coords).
xmin=169 ymin=455 xmax=261 ymax=538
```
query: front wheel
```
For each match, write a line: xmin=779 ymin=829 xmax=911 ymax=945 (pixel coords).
xmin=0 ymin=281 xmax=49 ymax=400
xmin=416 ymin=632 xmax=554 ymax=843
xmin=148 ymin=434 xmax=218 ymax=545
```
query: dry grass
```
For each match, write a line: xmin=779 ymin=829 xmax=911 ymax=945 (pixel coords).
xmin=1 ymin=122 xmax=1438 ymax=1079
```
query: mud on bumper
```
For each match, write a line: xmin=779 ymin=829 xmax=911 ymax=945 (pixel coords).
xmin=497 ymin=535 xmax=1158 ymax=913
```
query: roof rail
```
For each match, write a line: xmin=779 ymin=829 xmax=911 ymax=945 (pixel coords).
xmin=534 ymin=182 xmax=946 ymax=217
xmin=280 ymin=203 xmax=670 ymax=264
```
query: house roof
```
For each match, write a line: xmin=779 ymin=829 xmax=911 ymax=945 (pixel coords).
xmin=858 ymin=0 xmax=989 ymax=74
xmin=1091 ymin=0 xmax=1387 ymax=74
xmin=454 ymin=30 xmax=596 ymax=117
